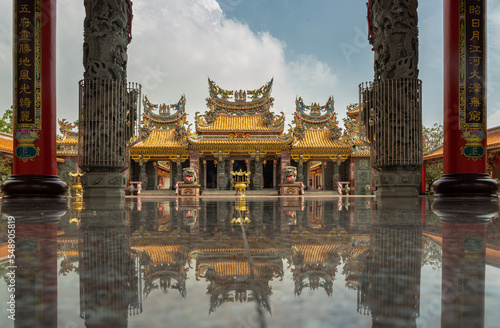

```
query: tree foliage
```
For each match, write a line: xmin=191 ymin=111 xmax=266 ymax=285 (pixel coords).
xmin=423 ymin=123 xmax=443 ymax=155
xmin=0 ymin=107 xmax=13 ymax=134
xmin=423 ymin=123 xmax=444 ymax=192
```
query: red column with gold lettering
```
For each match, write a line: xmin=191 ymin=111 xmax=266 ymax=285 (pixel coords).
xmin=432 ymin=0 xmax=498 ymax=196
xmin=2 ymin=0 xmax=67 ymax=197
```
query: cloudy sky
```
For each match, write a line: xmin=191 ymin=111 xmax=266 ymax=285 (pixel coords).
xmin=1 ymin=0 xmax=500 ymax=129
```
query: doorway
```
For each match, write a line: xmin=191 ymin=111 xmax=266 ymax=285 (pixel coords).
xmin=263 ymin=160 xmax=274 ymax=188
xmin=206 ymin=160 xmax=217 ymax=188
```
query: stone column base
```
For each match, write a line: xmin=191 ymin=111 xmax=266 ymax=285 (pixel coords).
xmin=81 ymin=172 xmax=127 ymax=198
xmin=432 ymin=174 xmax=499 ymax=197
xmin=373 ymin=171 xmax=420 ymax=198
xmin=1 ymin=175 xmax=68 ymax=198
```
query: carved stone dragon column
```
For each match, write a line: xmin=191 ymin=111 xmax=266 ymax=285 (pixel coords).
xmin=365 ymin=0 xmax=422 ymax=197
xmin=175 ymin=156 xmax=183 ymax=186
xmin=297 ymin=159 xmax=305 ymax=185
xmin=139 ymin=163 xmax=148 ymax=190
xmin=253 ymin=160 xmax=263 ymax=190
xmin=79 ymin=0 xmax=139 ymax=198
xmin=333 ymin=160 xmax=340 ymax=190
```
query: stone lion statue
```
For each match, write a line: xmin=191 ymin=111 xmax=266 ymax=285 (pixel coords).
xmin=182 ymin=167 xmax=198 ymax=185
xmin=283 ymin=166 xmax=297 ymax=184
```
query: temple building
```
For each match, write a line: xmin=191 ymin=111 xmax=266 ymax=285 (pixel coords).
xmin=54 ymin=78 xmax=374 ymax=194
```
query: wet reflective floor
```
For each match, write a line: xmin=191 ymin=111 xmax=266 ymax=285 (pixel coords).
xmin=1 ymin=195 xmax=500 ymax=327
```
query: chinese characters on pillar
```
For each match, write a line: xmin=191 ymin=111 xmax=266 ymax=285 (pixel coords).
xmin=14 ymin=0 xmax=41 ymax=161
xmin=459 ymin=0 xmax=486 ymax=160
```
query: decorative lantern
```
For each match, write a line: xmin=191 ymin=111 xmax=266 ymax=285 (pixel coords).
xmin=245 ymin=159 xmax=248 ymax=164
xmin=231 ymin=160 xmax=234 ymax=164
xmin=203 ymin=160 xmax=206 ymax=165
xmin=214 ymin=160 xmax=217 ymax=165
xmin=274 ymin=160 xmax=278 ymax=165
xmin=152 ymin=162 xmax=156 ymax=166
xmin=324 ymin=162 xmax=327 ymax=166
xmin=263 ymin=160 xmax=267 ymax=165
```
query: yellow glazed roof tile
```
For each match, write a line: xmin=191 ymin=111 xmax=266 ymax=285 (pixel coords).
xmin=293 ymin=244 xmax=348 ymax=263
xmin=197 ymin=115 xmax=281 ymax=133
xmin=196 ymin=261 xmax=275 ymax=278
xmin=423 ymin=147 xmax=443 ymax=161
xmin=132 ymin=130 xmax=186 ymax=150
xmin=294 ymin=130 xmax=350 ymax=149
xmin=0 ymin=134 xmax=13 ymax=154
xmin=58 ymin=137 xmax=78 ymax=145
xmin=487 ymin=127 xmax=500 ymax=149
xmin=138 ymin=245 xmax=185 ymax=263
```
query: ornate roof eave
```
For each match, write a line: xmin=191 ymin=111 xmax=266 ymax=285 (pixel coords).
xmin=208 ymin=77 xmax=273 ymax=100
xmin=206 ymin=96 xmax=273 ymax=113
xmin=294 ymin=112 xmax=335 ymax=126
xmin=189 ymin=133 xmax=293 ymax=144
xmin=206 ymin=78 xmax=274 ymax=113
xmin=142 ymin=95 xmax=187 ymax=127
xmin=294 ymin=96 xmax=335 ymax=122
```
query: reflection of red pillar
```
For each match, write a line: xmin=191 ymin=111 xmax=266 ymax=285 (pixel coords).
xmin=432 ymin=0 xmax=497 ymax=196
xmin=15 ymin=223 xmax=58 ymax=327
xmin=420 ymin=165 xmax=426 ymax=193
xmin=441 ymin=222 xmax=486 ymax=327
xmin=3 ymin=0 xmax=67 ymax=197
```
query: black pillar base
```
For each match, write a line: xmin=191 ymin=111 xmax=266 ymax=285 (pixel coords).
xmin=1 ymin=175 xmax=68 ymax=198
xmin=432 ymin=197 xmax=498 ymax=222
xmin=1 ymin=197 xmax=68 ymax=223
xmin=432 ymin=173 xmax=499 ymax=197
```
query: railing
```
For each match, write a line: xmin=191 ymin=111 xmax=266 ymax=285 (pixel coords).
xmin=78 ymin=78 xmax=142 ymax=172
xmin=359 ymin=78 xmax=422 ymax=172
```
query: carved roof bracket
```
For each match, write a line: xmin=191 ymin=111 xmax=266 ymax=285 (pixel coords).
xmin=132 ymin=154 xmax=151 ymax=165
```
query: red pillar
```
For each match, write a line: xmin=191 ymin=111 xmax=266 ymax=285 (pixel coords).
xmin=433 ymin=0 xmax=498 ymax=196
xmin=2 ymin=0 xmax=67 ymax=197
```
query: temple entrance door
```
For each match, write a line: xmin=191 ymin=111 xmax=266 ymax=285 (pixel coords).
xmin=232 ymin=160 xmax=246 ymax=172
xmin=206 ymin=160 xmax=217 ymax=188
xmin=263 ymin=161 xmax=273 ymax=188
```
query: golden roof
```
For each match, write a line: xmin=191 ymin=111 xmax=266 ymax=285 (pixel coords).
xmin=132 ymin=130 xmax=187 ymax=151
xmin=197 ymin=115 xmax=283 ymax=133
xmin=58 ymin=136 xmax=78 ymax=145
xmin=58 ymin=250 xmax=79 ymax=257
xmin=197 ymin=261 xmax=276 ymax=278
xmin=0 ymin=133 xmax=13 ymax=154
xmin=423 ymin=146 xmax=443 ymax=161
xmin=0 ymin=243 xmax=9 ymax=261
xmin=293 ymin=244 xmax=348 ymax=263
xmin=294 ymin=130 xmax=351 ymax=149
xmin=140 ymin=245 xmax=186 ymax=263
xmin=487 ymin=126 xmax=500 ymax=150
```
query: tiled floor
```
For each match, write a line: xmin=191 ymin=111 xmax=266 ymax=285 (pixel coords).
xmin=1 ymin=195 xmax=499 ymax=327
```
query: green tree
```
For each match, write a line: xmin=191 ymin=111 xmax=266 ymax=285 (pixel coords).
xmin=0 ymin=107 xmax=13 ymax=134
xmin=423 ymin=123 xmax=444 ymax=192
xmin=423 ymin=123 xmax=443 ymax=155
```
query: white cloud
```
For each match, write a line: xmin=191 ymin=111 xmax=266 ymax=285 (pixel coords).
xmin=0 ymin=0 xmax=339 ymax=126
xmin=125 ymin=0 xmax=338 ymax=123
xmin=0 ymin=2 xmax=12 ymax=115
xmin=286 ymin=54 xmax=339 ymax=105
